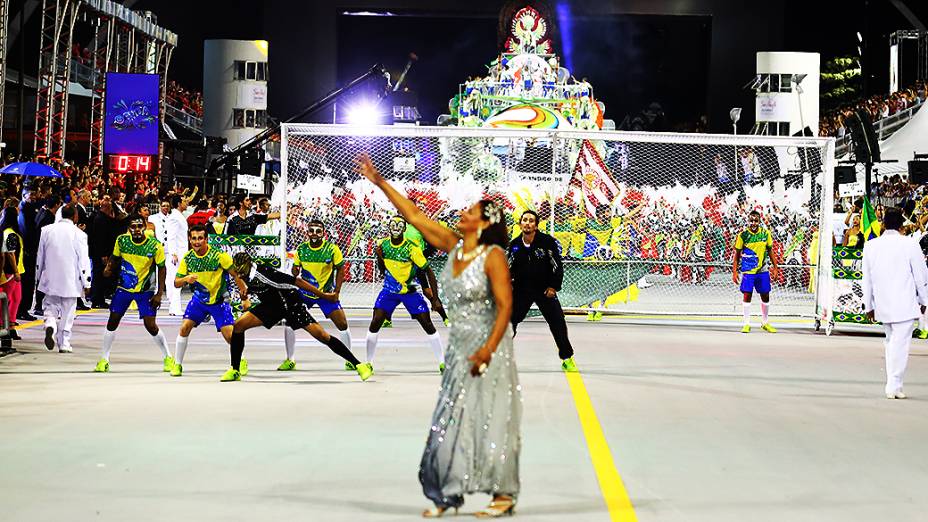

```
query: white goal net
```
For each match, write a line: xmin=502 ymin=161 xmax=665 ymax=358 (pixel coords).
xmin=280 ymin=124 xmax=835 ymax=319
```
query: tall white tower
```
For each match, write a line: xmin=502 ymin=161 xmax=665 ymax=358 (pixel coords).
xmin=752 ymin=52 xmax=820 ymax=136
xmin=203 ymin=40 xmax=269 ymax=148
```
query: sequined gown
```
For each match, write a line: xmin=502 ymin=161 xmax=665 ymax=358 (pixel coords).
xmin=419 ymin=244 xmax=522 ymax=508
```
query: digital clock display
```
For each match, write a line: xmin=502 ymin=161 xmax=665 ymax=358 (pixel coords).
xmin=108 ymin=155 xmax=153 ymax=173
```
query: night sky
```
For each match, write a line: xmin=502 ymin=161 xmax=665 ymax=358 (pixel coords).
xmin=106 ymin=1 xmax=928 ymax=130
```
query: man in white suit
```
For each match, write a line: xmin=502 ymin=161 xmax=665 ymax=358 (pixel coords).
xmin=862 ymin=207 xmax=928 ymax=399
xmin=165 ymin=195 xmax=189 ymax=315
xmin=36 ymin=205 xmax=91 ymax=352
xmin=148 ymin=199 xmax=171 ymax=246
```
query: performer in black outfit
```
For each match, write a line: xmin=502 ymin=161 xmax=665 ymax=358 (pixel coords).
xmin=222 ymin=252 xmax=372 ymax=382
xmin=508 ymin=210 xmax=578 ymax=372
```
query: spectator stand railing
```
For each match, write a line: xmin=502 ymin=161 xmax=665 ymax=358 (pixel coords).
xmin=835 ymin=99 xmax=924 ymax=158
xmin=164 ymin=100 xmax=203 ymax=134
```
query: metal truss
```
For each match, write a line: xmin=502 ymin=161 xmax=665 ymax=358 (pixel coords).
xmin=88 ymin=15 xmax=113 ymax=166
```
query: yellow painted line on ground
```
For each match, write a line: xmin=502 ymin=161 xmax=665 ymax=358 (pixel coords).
xmin=590 ymin=314 xmax=815 ymax=324
xmin=14 ymin=309 xmax=99 ymax=330
xmin=565 ymin=370 xmax=638 ymax=522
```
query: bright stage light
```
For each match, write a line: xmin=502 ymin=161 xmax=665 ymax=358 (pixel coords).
xmin=346 ymin=102 xmax=382 ymax=126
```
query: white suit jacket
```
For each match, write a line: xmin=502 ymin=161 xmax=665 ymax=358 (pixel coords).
xmin=862 ymin=230 xmax=928 ymax=323
xmin=36 ymin=220 xmax=91 ymax=298
xmin=148 ymin=211 xmax=170 ymax=246
xmin=165 ymin=209 xmax=189 ymax=256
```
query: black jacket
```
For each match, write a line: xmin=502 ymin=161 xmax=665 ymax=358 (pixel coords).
xmin=35 ymin=207 xmax=56 ymax=232
xmin=508 ymin=232 xmax=564 ymax=292
xmin=90 ymin=211 xmax=122 ymax=259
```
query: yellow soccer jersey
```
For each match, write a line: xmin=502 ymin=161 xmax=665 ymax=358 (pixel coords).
xmin=176 ymin=246 xmax=234 ymax=304
xmin=379 ymin=237 xmax=428 ymax=294
xmin=293 ymin=240 xmax=344 ymax=297
xmin=113 ymin=234 xmax=166 ymax=293
xmin=734 ymin=227 xmax=773 ymax=274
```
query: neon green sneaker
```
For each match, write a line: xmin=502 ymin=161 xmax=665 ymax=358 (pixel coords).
xmin=170 ymin=363 xmax=183 ymax=377
xmin=356 ymin=362 xmax=374 ymax=381
xmin=741 ymin=324 xmax=751 ymax=334
xmin=586 ymin=311 xmax=603 ymax=322
xmin=240 ymin=358 xmax=249 ymax=376
xmin=443 ymin=318 xmax=450 ymax=327
xmin=761 ymin=323 xmax=777 ymax=333
xmin=382 ymin=319 xmax=393 ymax=328
xmin=439 ymin=362 xmax=446 ymax=375
xmin=344 ymin=361 xmax=356 ymax=371
xmin=163 ymin=356 xmax=176 ymax=373
xmin=94 ymin=358 xmax=110 ymax=373
xmin=278 ymin=359 xmax=296 ymax=371
xmin=919 ymin=329 xmax=928 ymax=340
xmin=220 ymin=368 xmax=241 ymax=382
xmin=561 ymin=356 xmax=579 ymax=373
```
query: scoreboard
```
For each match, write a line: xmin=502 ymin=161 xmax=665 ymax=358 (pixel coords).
xmin=108 ymin=154 xmax=154 ymax=173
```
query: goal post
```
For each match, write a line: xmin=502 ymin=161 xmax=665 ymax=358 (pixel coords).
xmin=280 ymin=123 xmax=834 ymax=320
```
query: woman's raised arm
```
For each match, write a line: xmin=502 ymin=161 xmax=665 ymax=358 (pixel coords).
xmin=355 ymin=153 xmax=459 ymax=253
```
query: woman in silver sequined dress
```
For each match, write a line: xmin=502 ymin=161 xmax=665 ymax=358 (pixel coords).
xmin=357 ymin=154 xmax=521 ymax=518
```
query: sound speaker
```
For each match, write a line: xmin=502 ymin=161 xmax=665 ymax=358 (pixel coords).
xmin=908 ymin=160 xmax=928 ymax=184
xmin=835 ymin=165 xmax=857 ymax=184
xmin=846 ymin=109 xmax=881 ymax=164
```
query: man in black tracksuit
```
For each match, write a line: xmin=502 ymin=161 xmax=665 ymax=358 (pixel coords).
xmin=509 ymin=210 xmax=578 ymax=372
xmin=222 ymin=252 xmax=370 ymax=382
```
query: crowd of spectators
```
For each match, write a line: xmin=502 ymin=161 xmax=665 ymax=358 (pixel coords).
xmin=820 ymin=81 xmax=927 ymax=138
xmin=833 ymin=173 xmax=928 ymax=248
xmin=166 ymin=80 xmax=204 ymax=118
xmin=0 ymin=154 xmax=279 ymax=336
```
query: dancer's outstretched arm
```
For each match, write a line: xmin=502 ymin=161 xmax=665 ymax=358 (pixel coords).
xmin=356 ymin=153 xmax=459 ymax=253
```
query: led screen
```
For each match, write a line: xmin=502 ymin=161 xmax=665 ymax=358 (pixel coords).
xmin=103 ymin=73 xmax=160 ymax=155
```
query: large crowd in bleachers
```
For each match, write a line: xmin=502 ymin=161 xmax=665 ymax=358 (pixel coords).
xmin=166 ymin=80 xmax=204 ymax=118
xmin=819 ymin=81 xmax=927 ymax=138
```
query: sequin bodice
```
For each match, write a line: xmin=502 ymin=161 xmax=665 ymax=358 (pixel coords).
xmin=439 ymin=245 xmax=499 ymax=350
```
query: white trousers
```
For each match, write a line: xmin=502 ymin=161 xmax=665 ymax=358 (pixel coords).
xmin=43 ymin=296 xmax=78 ymax=349
xmin=883 ymin=321 xmax=915 ymax=394
xmin=166 ymin=254 xmax=182 ymax=315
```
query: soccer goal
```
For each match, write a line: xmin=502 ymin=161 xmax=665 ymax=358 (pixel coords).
xmin=279 ymin=124 xmax=835 ymax=320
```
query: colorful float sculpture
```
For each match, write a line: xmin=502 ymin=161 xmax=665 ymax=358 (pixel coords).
xmin=452 ymin=6 xmax=605 ymax=131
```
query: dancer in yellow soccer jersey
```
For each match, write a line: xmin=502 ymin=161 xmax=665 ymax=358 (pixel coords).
xmin=170 ymin=225 xmax=249 ymax=376
xmin=365 ymin=216 xmax=445 ymax=374
xmin=283 ymin=219 xmax=357 ymax=371
xmin=93 ymin=215 xmax=173 ymax=372
xmin=732 ymin=210 xmax=779 ymax=333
